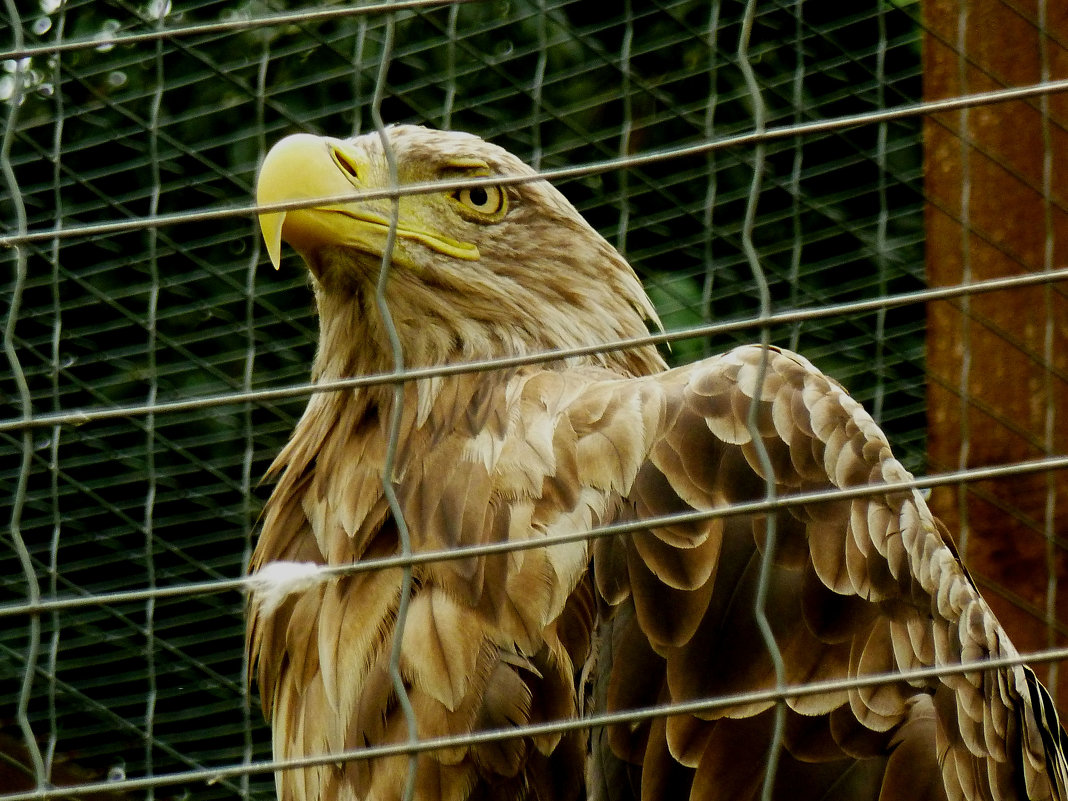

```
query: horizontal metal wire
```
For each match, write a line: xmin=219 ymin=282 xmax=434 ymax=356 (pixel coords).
xmin=3 ymin=76 xmax=1068 ymax=249
xmin=2 ymin=264 xmax=1066 ymax=434
xmin=5 ymin=643 xmax=1068 ymax=801
xmin=0 ymin=0 xmax=485 ymax=61
xmin=4 ymin=452 xmax=1066 ymax=621
xmin=2 ymin=6 xmax=1059 ymax=794
xmin=2 ymin=9 xmax=1043 ymax=801
xmin=0 ymin=642 xmax=250 ymax=801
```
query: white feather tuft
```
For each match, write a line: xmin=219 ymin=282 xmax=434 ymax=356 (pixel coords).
xmin=246 ymin=561 xmax=326 ymax=616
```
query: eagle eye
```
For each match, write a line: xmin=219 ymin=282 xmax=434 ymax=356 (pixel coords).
xmin=451 ymin=184 xmax=507 ymax=222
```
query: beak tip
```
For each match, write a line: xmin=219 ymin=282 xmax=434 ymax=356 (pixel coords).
xmin=259 ymin=210 xmax=286 ymax=271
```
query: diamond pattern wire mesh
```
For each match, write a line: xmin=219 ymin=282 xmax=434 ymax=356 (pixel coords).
xmin=2 ymin=0 xmax=933 ymax=797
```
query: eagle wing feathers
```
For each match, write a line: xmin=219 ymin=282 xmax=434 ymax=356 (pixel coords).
xmin=247 ymin=125 xmax=1068 ymax=801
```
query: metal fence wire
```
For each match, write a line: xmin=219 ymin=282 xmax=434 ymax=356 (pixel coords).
xmin=1 ymin=0 xmax=1066 ymax=798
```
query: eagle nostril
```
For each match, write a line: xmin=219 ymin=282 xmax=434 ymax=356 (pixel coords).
xmin=331 ymin=147 xmax=361 ymax=183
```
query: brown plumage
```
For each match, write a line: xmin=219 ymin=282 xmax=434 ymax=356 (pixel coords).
xmin=247 ymin=125 xmax=1068 ymax=801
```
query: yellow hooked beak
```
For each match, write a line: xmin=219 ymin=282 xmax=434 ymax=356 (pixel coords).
xmin=255 ymin=133 xmax=480 ymax=270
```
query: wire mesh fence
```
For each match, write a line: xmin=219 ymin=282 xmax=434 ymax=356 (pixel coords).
xmin=1 ymin=0 xmax=1065 ymax=798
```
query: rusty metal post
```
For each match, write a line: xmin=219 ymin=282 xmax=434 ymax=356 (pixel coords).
xmin=924 ymin=0 xmax=1068 ymax=705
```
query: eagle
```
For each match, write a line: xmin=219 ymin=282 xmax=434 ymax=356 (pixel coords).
xmin=246 ymin=125 xmax=1068 ymax=801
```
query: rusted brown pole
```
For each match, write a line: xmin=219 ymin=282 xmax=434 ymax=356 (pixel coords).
xmin=924 ymin=0 xmax=1068 ymax=706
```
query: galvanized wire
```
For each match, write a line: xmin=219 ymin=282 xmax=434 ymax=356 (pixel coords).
xmin=1038 ymin=0 xmax=1061 ymax=698
xmin=366 ymin=16 xmax=421 ymax=801
xmin=954 ymin=0 xmax=973 ymax=560
xmin=5 ymin=452 xmax=1068 ymax=622
xmin=6 ymin=644 xmax=1068 ymax=801
xmin=2 ymin=2 xmax=1067 ymax=799
xmin=2 ymin=77 xmax=1067 ymax=251
xmin=2 ymin=265 xmax=1066 ymax=435
xmin=0 ymin=0 xmax=484 ymax=62
xmin=732 ymin=3 xmax=786 ymax=797
xmin=3 ymin=1 xmax=47 ymax=791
